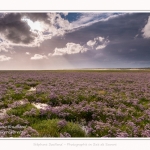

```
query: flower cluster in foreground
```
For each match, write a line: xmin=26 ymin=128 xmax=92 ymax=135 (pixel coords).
xmin=0 ymin=70 xmax=150 ymax=137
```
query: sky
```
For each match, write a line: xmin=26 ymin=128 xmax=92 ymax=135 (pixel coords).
xmin=0 ymin=12 xmax=150 ymax=70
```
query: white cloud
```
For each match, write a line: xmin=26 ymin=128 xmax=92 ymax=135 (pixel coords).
xmin=31 ymin=54 xmax=48 ymax=60
xmin=62 ymin=12 xmax=68 ymax=16
xmin=26 ymin=52 xmax=30 ymax=55
xmin=96 ymin=44 xmax=106 ymax=50
xmin=142 ymin=16 xmax=150 ymax=38
xmin=87 ymin=36 xmax=109 ymax=50
xmin=95 ymin=37 xmax=104 ymax=42
xmin=20 ymin=13 xmax=71 ymax=47
xmin=87 ymin=40 xmax=96 ymax=47
xmin=0 ymin=13 xmax=121 ymax=52
xmin=0 ymin=13 xmax=72 ymax=52
xmin=71 ymin=13 xmax=125 ymax=30
xmin=71 ymin=13 xmax=106 ymax=29
xmin=50 ymin=37 xmax=109 ymax=57
xmin=43 ymin=13 xmax=72 ymax=36
xmin=50 ymin=43 xmax=88 ymax=56
xmin=0 ymin=55 xmax=12 ymax=61
xmin=0 ymin=34 xmax=12 ymax=52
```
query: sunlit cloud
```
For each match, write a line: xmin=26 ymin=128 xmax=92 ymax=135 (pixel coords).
xmin=0 ymin=13 xmax=150 ymax=69
xmin=87 ymin=36 xmax=109 ymax=50
xmin=0 ymin=55 xmax=12 ymax=61
xmin=31 ymin=54 xmax=48 ymax=60
xmin=26 ymin=52 xmax=30 ymax=55
xmin=142 ymin=16 xmax=150 ymax=38
xmin=22 ymin=19 xmax=43 ymax=31
xmin=49 ymin=43 xmax=88 ymax=56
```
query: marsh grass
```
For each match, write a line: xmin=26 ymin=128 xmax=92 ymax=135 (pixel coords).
xmin=32 ymin=119 xmax=86 ymax=137
xmin=7 ymin=104 xmax=36 ymax=116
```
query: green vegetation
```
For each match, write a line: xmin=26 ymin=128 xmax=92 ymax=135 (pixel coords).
xmin=32 ymin=119 xmax=86 ymax=137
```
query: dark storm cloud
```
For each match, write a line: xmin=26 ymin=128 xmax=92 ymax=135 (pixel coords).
xmin=64 ymin=13 xmax=150 ymax=42
xmin=1 ymin=12 xmax=150 ymax=69
xmin=0 ymin=13 xmax=35 ymax=44
xmin=17 ymin=13 xmax=150 ymax=61
xmin=0 ymin=13 xmax=52 ymax=45
xmin=57 ymin=13 xmax=150 ymax=64
xmin=22 ymin=13 xmax=50 ymax=24
xmin=0 ymin=13 xmax=4 ymax=18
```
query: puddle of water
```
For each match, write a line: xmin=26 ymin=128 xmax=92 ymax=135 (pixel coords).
xmin=28 ymin=87 xmax=36 ymax=92
xmin=32 ymin=103 xmax=48 ymax=109
xmin=0 ymin=108 xmax=11 ymax=116
xmin=0 ymin=99 xmax=30 ymax=116
xmin=19 ymin=99 xmax=29 ymax=105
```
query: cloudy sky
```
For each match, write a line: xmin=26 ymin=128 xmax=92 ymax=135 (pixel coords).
xmin=0 ymin=12 xmax=150 ymax=69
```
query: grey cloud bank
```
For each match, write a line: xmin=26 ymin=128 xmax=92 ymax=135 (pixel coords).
xmin=0 ymin=12 xmax=150 ymax=69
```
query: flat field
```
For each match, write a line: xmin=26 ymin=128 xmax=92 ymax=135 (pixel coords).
xmin=0 ymin=70 xmax=150 ymax=137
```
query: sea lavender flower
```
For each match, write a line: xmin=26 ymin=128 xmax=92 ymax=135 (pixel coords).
xmin=23 ymin=108 xmax=37 ymax=117
xmin=141 ymin=130 xmax=150 ymax=137
xmin=60 ymin=132 xmax=71 ymax=137
xmin=116 ymin=132 xmax=129 ymax=137
xmin=57 ymin=120 xmax=67 ymax=128
xmin=20 ymin=127 xmax=39 ymax=137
